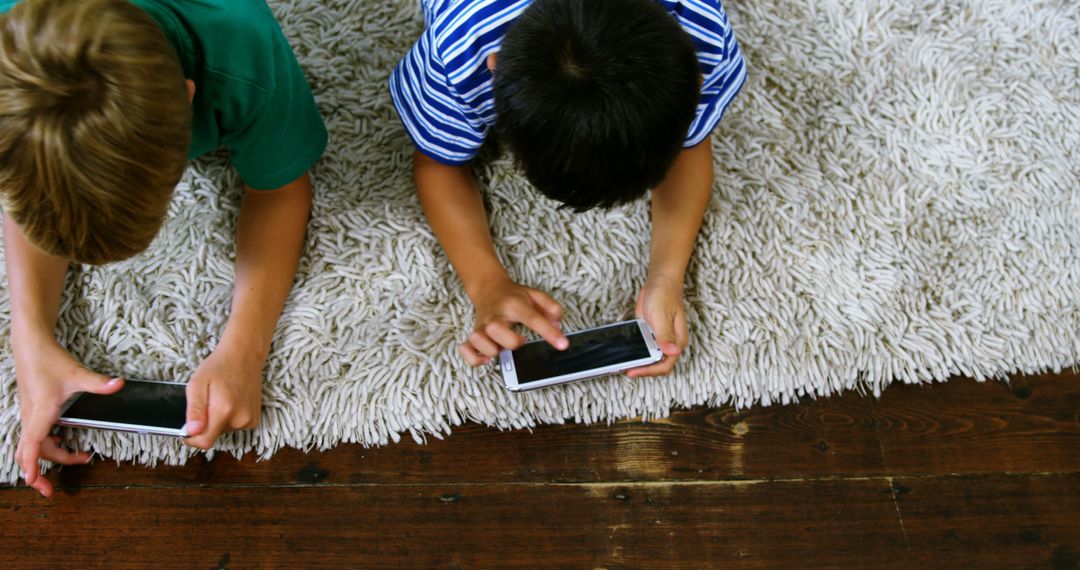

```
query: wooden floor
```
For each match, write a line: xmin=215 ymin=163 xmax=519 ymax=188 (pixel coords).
xmin=1 ymin=372 xmax=1077 ymax=568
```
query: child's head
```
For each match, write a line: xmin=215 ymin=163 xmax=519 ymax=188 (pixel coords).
xmin=0 ymin=0 xmax=190 ymax=265
xmin=492 ymin=0 xmax=700 ymax=212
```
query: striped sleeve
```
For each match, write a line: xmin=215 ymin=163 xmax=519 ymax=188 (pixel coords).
xmin=675 ymin=0 xmax=748 ymax=146
xmin=389 ymin=30 xmax=485 ymax=165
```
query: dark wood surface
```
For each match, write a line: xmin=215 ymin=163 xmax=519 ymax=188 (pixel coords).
xmin=1 ymin=372 xmax=1077 ymax=568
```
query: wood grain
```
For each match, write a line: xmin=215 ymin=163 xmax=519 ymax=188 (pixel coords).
xmin=5 ymin=474 xmax=1075 ymax=568
xmin=40 ymin=374 xmax=1079 ymax=490
xmin=873 ymin=371 xmax=1080 ymax=475
xmin=894 ymin=473 xmax=1080 ymax=568
xmin=48 ymin=389 xmax=883 ymax=488
xmin=0 ymin=478 xmax=908 ymax=569
xmin=1 ymin=372 xmax=1076 ymax=568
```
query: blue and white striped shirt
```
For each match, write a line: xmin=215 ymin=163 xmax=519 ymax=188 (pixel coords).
xmin=390 ymin=0 xmax=748 ymax=165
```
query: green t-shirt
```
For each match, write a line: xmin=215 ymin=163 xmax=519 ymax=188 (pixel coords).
xmin=0 ymin=0 xmax=327 ymax=189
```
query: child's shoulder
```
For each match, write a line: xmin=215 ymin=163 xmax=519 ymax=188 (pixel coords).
xmin=136 ymin=0 xmax=279 ymax=30
xmin=425 ymin=0 xmax=529 ymax=77
xmin=427 ymin=0 xmax=528 ymax=45
xmin=137 ymin=0 xmax=286 ymax=84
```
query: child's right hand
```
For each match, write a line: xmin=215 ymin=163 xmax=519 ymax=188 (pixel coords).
xmin=12 ymin=337 xmax=124 ymax=497
xmin=461 ymin=278 xmax=568 ymax=366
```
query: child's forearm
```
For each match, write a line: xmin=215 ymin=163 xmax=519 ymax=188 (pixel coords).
xmin=647 ymin=138 xmax=714 ymax=284
xmin=412 ymin=150 xmax=509 ymax=300
xmin=218 ymin=174 xmax=313 ymax=365
xmin=2 ymin=212 xmax=69 ymax=352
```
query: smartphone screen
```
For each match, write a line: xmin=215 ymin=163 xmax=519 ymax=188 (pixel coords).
xmin=513 ymin=321 xmax=652 ymax=384
xmin=61 ymin=380 xmax=187 ymax=430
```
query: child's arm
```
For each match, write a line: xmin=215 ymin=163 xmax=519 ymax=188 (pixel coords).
xmin=4 ymin=213 xmax=124 ymax=498
xmin=182 ymin=173 xmax=312 ymax=449
xmin=412 ymin=151 xmax=568 ymax=366
xmin=627 ymin=137 xmax=714 ymax=378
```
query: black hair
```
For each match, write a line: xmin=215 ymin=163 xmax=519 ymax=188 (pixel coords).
xmin=492 ymin=0 xmax=701 ymax=212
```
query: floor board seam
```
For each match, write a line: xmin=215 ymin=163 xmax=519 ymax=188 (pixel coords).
xmin=871 ymin=399 xmax=912 ymax=550
xmin=6 ymin=470 xmax=1078 ymax=491
xmin=886 ymin=476 xmax=911 ymax=550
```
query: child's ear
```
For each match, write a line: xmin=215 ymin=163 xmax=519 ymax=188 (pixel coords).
xmin=186 ymin=79 xmax=196 ymax=103
xmin=486 ymin=52 xmax=497 ymax=72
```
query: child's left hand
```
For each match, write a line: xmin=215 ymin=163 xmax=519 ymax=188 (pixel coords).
xmin=628 ymin=275 xmax=688 ymax=378
xmin=182 ymin=345 xmax=263 ymax=450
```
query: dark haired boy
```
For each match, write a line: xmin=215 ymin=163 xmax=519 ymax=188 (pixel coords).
xmin=390 ymin=0 xmax=746 ymax=375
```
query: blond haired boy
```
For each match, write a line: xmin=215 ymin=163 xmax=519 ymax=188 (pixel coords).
xmin=0 ymin=0 xmax=327 ymax=496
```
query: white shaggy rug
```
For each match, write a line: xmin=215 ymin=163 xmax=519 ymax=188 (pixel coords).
xmin=1 ymin=0 xmax=1078 ymax=482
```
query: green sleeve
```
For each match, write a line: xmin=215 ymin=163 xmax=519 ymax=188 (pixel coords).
xmin=220 ymin=24 xmax=327 ymax=190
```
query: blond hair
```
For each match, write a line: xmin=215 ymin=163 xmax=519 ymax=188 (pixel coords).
xmin=0 ymin=0 xmax=190 ymax=264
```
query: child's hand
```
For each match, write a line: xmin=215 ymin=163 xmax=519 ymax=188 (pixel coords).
xmin=182 ymin=345 xmax=263 ymax=450
xmin=461 ymin=277 xmax=568 ymax=366
xmin=628 ymin=276 xmax=688 ymax=378
xmin=13 ymin=339 xmax=124 ymax=497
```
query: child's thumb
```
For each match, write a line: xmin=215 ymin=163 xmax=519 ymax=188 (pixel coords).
xmin=184 ymin=382 xmax=208 ymax=436
xmin=660 ymin=336 xmax=681 ymax=356
xmin=74 ymin=371 xmax=124 ymax=395
xmin=651 ymin=322 xmax=681 ymax=356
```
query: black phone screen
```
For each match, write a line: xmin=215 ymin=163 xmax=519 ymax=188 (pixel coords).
xmin=513 ymin=321 xmax=652 ymax=384
xmin=62 ymin=380 xmax=187 ymax=429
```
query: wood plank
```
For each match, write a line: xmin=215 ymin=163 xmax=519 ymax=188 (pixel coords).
xmin=874 ymin=371 xmax=1080 ymax=475
xmin=14 ymin=371 xmax=1079 ymax=491
xmin=48 ymin=386 xmax=883 ymax=488
xmin=893 ymin=473 xmax=1080 ymax=568
xmin=0 ymin=478 xmax=907 ymax=569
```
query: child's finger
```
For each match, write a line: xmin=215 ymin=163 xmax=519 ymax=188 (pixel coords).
xmin=458 ymin=344 xmax=489 ymax=367
xmin=17 ymin=438 xmax=41 ymax=488
xmin=467 ymin=330 xmax=501 ymax=358
xmin=28 ymin=473 xmax=53 ymax=498
xmin=40 ymin=438 xmax=91 ymax=466
xmin=184 ymin=379 xmax=209 ymax=437
xmin=70 ymin=370 xmax=123 ymax=396
xmin=674 ymin=309 xmax=689 ymax=350
xmin=17 ymin=440 xmax=54 ymax=497
xmin=484 ymin=321 xmax=524 ymax=350
xmin=646 ymin=314 xmax=682 ymax=356
xmin=515 ymin=309 xmax=568 ymax=350
xmin=17 ymin=412 xmax=54 ymax=488
xmin=46 ymin=435 xmax=92 ymax=463
xmin=627 ymin=353 xmax=680 ymax=378
xmin=526 ymin=289 xmax=564 ymax=321
xmin=186 ymin=412 xmax=227 ymax=451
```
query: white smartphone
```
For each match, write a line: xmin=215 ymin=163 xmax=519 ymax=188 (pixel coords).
xmin=57 ymin=379 xmax=188 ymax=437
xmin=500 ymin=318 xmax=663 ymax=391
